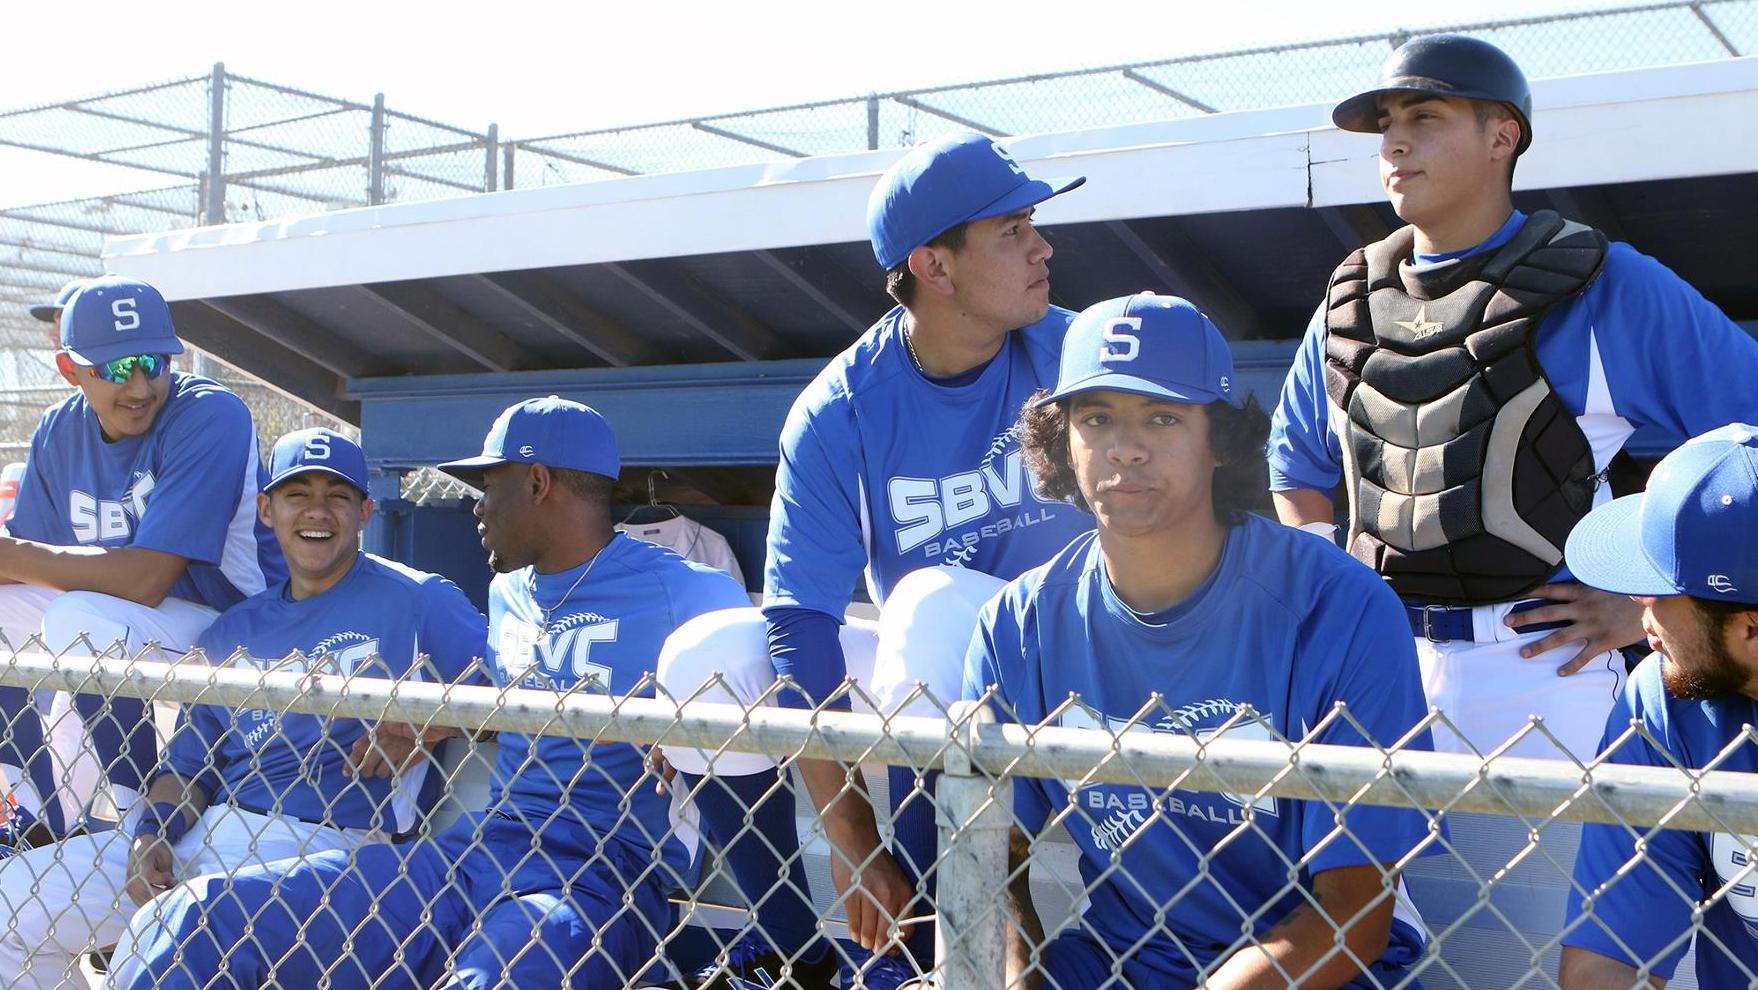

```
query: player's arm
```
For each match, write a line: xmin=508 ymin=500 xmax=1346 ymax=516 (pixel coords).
xmin=0 ymin=538 xmax=187 ymax=606
xmin=124 ymin=771 xmax=213 ymax=906
xmin=1269 ymin=307 xmax=1344 ymax=536
xmin=1206 ymin=862 xmax=1398 ymax=990
xmin=351 ymin=583 xmax=488 ymax=778
xmin=1559 ymin=947 xmax=1668 ymax=989
xmin=766 ymin=401 xmax=920 ymax=951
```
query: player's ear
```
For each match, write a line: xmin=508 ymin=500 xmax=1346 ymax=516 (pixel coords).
xmin=256 ymin=491 xmax=272 ymax=527
xmin=906 ymin=244 xmax=956 ymax=298
xmin=358 ymin=497 xmax=376 ymax=527
xmin=53 ymin=351 xmax=81 ymax=388
xmin=1730 ymin=607 xmax=1758 ymax=663
xmin=526 ymin=463 xmax=552 ymax=503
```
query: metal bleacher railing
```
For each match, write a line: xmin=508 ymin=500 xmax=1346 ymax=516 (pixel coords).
xmin=1 ymin=0 xmax=1755 ymax=472
xmin=0 ymin=643 xmax=1752 ymax=988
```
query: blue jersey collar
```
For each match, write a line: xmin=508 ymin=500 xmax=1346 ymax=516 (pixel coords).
xmin=1413 ymin=210 xmax=1526 ymax=267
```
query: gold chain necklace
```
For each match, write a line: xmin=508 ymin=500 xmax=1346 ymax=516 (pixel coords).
xmin=903 ymin=320 xmax=926 ymax=373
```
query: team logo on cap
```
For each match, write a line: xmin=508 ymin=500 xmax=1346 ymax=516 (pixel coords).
xmin=1708 ymin=574 xmax=1738 ymax=594
xmin=519 ymin=445 xmax=535 ymax=457
xmin=1099 ymin=317 xmax=1141 ymax=363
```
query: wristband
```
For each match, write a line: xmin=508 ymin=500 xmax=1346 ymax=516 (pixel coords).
xmin=132 ymin=801 xmax=191 ymax=844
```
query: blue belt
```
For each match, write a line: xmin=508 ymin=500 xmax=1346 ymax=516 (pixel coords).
xmin=1405 ymin=599 xmax=1569 ymax=643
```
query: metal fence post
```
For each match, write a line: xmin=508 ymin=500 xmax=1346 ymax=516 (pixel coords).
xmin=485 ymin=123 xmax=499 ymax=191
xmin=203 ymin=63 xmax=227 ymax=225
xmin=935 ymin=702 xmax=1010 ymax=990
xmin=368 ymin=94 xmax=387 ymax=205
xmin=503 ymin=143 xmax=516 ymax=191
xmin=867 ymin=94 xmax=881 ymax=150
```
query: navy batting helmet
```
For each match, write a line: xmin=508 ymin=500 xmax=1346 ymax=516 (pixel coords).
xmin=1332 ymin=34 xmax=1533 ymax=154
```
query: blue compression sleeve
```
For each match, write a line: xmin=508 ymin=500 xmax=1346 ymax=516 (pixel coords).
xmin=763 ymin=606 xmax=849 ymax=711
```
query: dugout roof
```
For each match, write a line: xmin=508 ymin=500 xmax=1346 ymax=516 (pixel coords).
xmin=102 ymin=58 xmax=1758 ymax=492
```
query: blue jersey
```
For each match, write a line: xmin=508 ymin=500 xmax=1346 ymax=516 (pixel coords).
xmin=765 ymin=306 xmax=1094 ymax=618
xmin=7 ymin=373 xmax=286 ymax=609
xmin=486 ymin=533 xmax=748 ymax=876
xmin=166 ymin=553 xmax=487 ymax=832
xmin=1564 ymin=657 xmax=1758 ymax=984
xmin=1270 ymin=214 xmax=1758 ymax=584
xmin=964 ymin=517 xmax=1434 ymax=980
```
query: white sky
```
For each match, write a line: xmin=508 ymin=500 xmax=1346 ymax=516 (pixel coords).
xmin=0 ymin=0 xmax=1617 ymax=207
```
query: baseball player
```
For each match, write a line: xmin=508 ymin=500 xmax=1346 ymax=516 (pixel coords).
xmin=0 ymin=427 xmax=485 ymax=990
xmin=967 ymin=293 xmax=1435 ymax=989
xmin=656 ymin=132 xmax=1092 ymax=985
xmin=1269 ymin=35 xmax=1758 ymax=761
xmin=113 ymin=397 xmax=750 ymax=990
xmin=1557 ymin=424 xmax=1758 ymax=988
xmin=0 ymin=275 xmax=285 ymax=847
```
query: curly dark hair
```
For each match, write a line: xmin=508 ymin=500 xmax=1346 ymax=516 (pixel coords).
xmin=1018 ymin=389 xmax=1271 ymax=525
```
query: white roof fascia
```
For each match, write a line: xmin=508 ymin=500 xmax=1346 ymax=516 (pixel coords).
xmin=106 ymin=58 xmax=1758 ymax=303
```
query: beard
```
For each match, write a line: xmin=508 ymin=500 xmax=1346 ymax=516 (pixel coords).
xmin=1660 ymin=605 xmax=1750 ymax=700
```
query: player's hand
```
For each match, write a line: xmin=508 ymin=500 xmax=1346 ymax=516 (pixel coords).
xmin=349 ymin=722 xmax=432 ymax=778
xmin=1506 ymin=582 xmax=1644 ymax=675
xmin=648 ymin=745 xmax=677 ymax=796
xmin=828 ymin=830 xmax=916 ymax=954
xmin=125 ymin=835 xmax=177 ymax=907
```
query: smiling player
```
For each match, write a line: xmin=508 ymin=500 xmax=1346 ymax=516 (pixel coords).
xmin=0 ymin=428 xmax=485 ymax=990
xmin=0 ymin=276 xmax=285 ymax=849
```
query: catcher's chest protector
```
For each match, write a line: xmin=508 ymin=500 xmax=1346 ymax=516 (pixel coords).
xmin=1322 ymin=211 xmax=1609 ymax=605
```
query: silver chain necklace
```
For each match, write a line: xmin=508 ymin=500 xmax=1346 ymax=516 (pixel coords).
xmin=531 ymin=545 xmax=605 ymax=638
xmin=903 ymin=320 xmax=927 ymax=373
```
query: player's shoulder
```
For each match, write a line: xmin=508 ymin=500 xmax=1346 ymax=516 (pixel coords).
xmin=28 ymin=390 xmax=90 ymax=442
xmin=199 ymin=582 xmax=284 ymax=651
xmin=1013 ymin=305 xmax=1078 ymax=358
xmin=1234 ymin=514 xmax=1398 ymax=616
xmin=606 ymin=533 xmax=748 ymax=607
xmin=806 ymin=308 xmax=906 ymax=398
xmin=991 ymin=528 xmax=1096 ymax=618
xmin=354 ymin=552 xmax=459 ymax=599
xmin=154 ymin=373 xmax=252 ymax=433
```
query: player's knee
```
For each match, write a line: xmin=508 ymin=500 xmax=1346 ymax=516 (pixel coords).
xmin=872 ymin=567 xmax=1006 ymax=714
xmin=657 ymin=607 xmax=780 ymax=776
xmin=657 ymin=607 xmax=774 ymax=702
xmin=39 ymin=590 xmax=134 ymax=655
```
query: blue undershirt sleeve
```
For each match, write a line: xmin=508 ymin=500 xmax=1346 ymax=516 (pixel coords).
xmin=763 ymin=605 xmax=848 ymax=711
xmin=1268 ymin=306 xmax=1344 ymax=492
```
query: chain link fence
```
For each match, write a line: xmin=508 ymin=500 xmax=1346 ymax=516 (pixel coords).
xmin=0 ymin=641 xmax=1748 ymax=988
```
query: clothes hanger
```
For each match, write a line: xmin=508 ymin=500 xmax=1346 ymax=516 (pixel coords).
xmin=619 ymin=469 xmax=681 ymax=526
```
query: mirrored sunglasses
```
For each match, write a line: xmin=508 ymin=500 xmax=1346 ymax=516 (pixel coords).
xmin=88 ymin=353 xmax=171 ymax=385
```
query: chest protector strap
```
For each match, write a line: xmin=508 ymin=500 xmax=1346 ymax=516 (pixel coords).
xmin=1322 ymin=211 xmax=1609 ymax=604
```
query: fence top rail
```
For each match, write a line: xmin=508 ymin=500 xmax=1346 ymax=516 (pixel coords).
xmin=6 ymin=648 xmax=1756 ymax=834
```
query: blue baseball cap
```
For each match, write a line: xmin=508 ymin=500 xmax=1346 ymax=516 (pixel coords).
xmin=439 ymin=396 xmax=621 ymax=484
xmin=1036 ymin=293 xmax=1241 ymax=408
xmin=866 ymin=132 xmax=1085 ymax=271
xmin=1566 ymin=424 xmax=1758 ymax=606
xmin=29 ymin=279 xmax=87 ymax=324
xmin=59 ymin=275 xmax=185 ymax=366
xmin=266 ymin=428 xmax=371 ymax=495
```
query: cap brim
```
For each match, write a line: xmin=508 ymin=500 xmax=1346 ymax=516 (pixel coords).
xmin=436 ymin=453 xmax=510 ymax=487
xmin=1332 ymin=88 xmax=1397 ymax=134
xmin=64 ymin=337 xmax=186 ymax=366
xmin=266 ymin=465 xmax=368 ymax=495
xmin=1563 ymin=494 xmax=1681 ymax=597
xmin=27 ymin=304 xmax=61 ymax=323
xmin=1036 ymin=372 xmax=1227 ymax=408
xmin=966 ymin=175 xmax=1086 ymax=226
